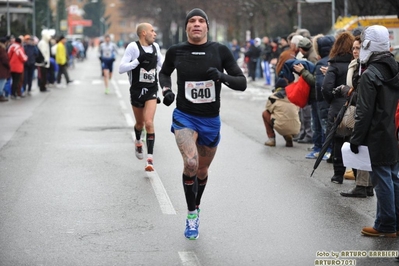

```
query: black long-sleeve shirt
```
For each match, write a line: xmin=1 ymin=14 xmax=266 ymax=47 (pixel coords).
xmin=159 ymin=41 xmax=246 ymax=117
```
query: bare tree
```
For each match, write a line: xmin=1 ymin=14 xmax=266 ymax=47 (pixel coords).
xmin=119 ymin=0 xmax=399 ymax=47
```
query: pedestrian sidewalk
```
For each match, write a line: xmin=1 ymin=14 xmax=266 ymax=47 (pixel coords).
xmin=247 ymin=77 xmax=274 ymax=90
xmin=0 ymin=83 xmax=49 ymax=150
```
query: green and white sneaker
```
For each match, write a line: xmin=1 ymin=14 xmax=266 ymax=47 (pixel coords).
xmin=184 ymin=213 xmax=199 ymax=240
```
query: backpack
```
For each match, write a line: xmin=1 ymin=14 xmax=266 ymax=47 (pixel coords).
xmin=35 ymin=46 xmax=45 ymax=64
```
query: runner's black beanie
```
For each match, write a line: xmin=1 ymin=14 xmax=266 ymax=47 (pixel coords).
xmin=185 ymin=8 xmax=209 ymax=30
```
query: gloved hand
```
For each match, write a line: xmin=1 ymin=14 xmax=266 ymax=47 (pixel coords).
xmin=206 ymin=67 xmax=224 ymax=82
xmin=156 ymin=97 xmax=161 ymax=104
xmin=163 ymin=89 xmax=175 ymax=106
xmin=332 ymin=85 xmax=350 ymax=97
xmin=137 ymin=53 xmax=151 ymax=63
xmin=350 ymin=143 xmax=359 ymax=154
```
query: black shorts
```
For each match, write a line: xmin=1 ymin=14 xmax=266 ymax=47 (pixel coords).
xmin=130 ymin=86 xmax=158 ymax=108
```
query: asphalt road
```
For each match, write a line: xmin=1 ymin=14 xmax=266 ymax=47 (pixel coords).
xmin=0 ymin=47 xmax=398 ymax=266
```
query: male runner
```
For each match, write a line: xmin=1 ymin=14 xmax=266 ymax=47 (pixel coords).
xmin=119 ymin=23 xmax=163 ymax=171
xmin=159 ymin=8 xmax=247 ymax=240
xmin=99 ymin=34 xmax=118 ymax=94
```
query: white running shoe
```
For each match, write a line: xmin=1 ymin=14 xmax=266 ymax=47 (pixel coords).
xmin=145 ymin=158 xmax=154 ymax=172
xmin=135 ymin=140 xmax=144 ymax=160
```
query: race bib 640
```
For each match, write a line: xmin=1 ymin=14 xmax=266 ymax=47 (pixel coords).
xmin=185 ymin=80 xmax=216 ymax=103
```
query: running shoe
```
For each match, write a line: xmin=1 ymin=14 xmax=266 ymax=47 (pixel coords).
xmin=105 ymin=88 xmax=110 ymax=94
xmin=145 ymin=158 xmax=154 ymax=172
xmin=135 ymin=140 xmax=144 ymax=160
xmin=184 ymin=213 xmax=199 ymax=240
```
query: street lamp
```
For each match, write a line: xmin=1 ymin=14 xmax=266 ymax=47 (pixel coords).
xmin=32 ymin=0 xmax=36 ymax=37
xmin=6 ymin=0 xmax=10 ymax=35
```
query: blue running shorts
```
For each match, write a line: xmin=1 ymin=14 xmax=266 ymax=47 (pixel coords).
xmin=101 ymin=58 xmax=114 ymax=72
xmin=172 ymin=109 xmax=221 ymax=147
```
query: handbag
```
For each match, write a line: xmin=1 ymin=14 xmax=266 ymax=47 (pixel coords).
xmin=336 ymin=92 xmax=356 ymax=136
xmin=285 ymin=75 xmax=310 ymax=108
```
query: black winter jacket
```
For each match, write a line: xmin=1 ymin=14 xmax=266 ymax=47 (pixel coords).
xmin=300 ymin=35 xmax=335 ymax=103
xmin=350 ymin=52 xmax=399 ymax=166
xmin=321 ymin=53 xmax=352 ymax=129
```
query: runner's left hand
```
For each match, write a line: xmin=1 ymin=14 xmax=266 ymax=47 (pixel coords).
xmin=207 ymin=67 xmax=223 ymax=82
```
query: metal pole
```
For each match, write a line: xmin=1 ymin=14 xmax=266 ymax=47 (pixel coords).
xmin=344 ymin=0 xmax=348 ymax=17
xmin=332 ymin=0 xmax=335 ymax=30
xmin=7 ymin=0 xmax=10 ymax=35
xmin=32 ymin=0 xmax=36 ymax=36
xmin=297 ymin=1 xmax=302 ymax=29
xmin=47 ymin=0 xmax=50 ymax=28
xmin=56 ymin=1 xmax=59 ymax=34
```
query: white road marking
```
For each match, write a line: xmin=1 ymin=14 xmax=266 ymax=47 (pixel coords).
xmin=114 ymin=89 xmax=122 ymax=98
xmin=178 ymin=251 xmax=201 ymax=266
xmin=124 ymin=113 xmax=134 ymax=127
xmin=119 ymin=100 xmax=127 ymax=110
xmin=129 ymin=133 xmax=176 ymax=215
xmin=92 ymin=80 xmax=102 ymax=85
xmin=146 ymin=171 xmax=176 ymax=215
xmin=117 ymin=79 xmax=130 ymax=85
xmin=112 ymin=79 xmax=122 ymax=98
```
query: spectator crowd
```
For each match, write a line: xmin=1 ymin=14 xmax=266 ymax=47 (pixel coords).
xmin=0 ymin=30 xmax=89 ymax=102
xmin=230 ymin=26 xmax=399 ymax=239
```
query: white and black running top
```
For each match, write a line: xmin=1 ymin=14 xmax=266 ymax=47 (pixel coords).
xmin=99 ymin=41 xmax=118 ymax=60
xmin=119 ymin=41 xmax=163 ymax=87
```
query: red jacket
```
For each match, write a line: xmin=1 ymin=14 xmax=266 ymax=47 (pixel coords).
xmin=8 ymin=43 xmax=27 ymax=73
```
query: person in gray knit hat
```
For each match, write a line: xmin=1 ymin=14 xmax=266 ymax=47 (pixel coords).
xmin=184 ymin=8 xmax=209 ymax=30
xmin=350 ymin=25 xmax=399 ymax=237
xmin=159 ymin=8 xmax=247 ymax=240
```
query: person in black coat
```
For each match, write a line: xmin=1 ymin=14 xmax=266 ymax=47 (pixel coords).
xmin=23 ymin=35 xmax=38 ymax=94
xmin=245 ymin=39 xmax=261 ymax=81
xmin=350 ymin=25 xmax=399 ymax=237
xmin=321 ymin=31 xmax=355 ymax=184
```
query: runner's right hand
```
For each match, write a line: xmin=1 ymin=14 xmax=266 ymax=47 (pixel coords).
xmin=163 ymin=89 xmax=175 ymax=106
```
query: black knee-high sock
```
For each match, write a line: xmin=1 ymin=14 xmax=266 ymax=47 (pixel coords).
xmin=196 ymin=176 xmax=208 ymax=207
xmin=146 ymin=133 xmax=155 ymax=155
xmin=183 ymin=174 xmax=198 ymax=212
xmin=134 ymin=126 xmax=142 ymax=141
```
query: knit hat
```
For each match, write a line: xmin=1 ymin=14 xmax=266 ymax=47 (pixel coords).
xmin=359 ymin=25 xmax=390 ymax=64
xmin=298 ymin=38 xmax=312 ymax=50
xmin=254 ymin=37 xmax=261 ymax=47
xmin=275 ymin=78 xmax=288 ymax=88
xmin=352 ymin=27 xmax=364 ymax=37
xmin=290 ymin=35 xmax=304 ymax=47
xmin=185 ymin=8 xmax=209 ymax=30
